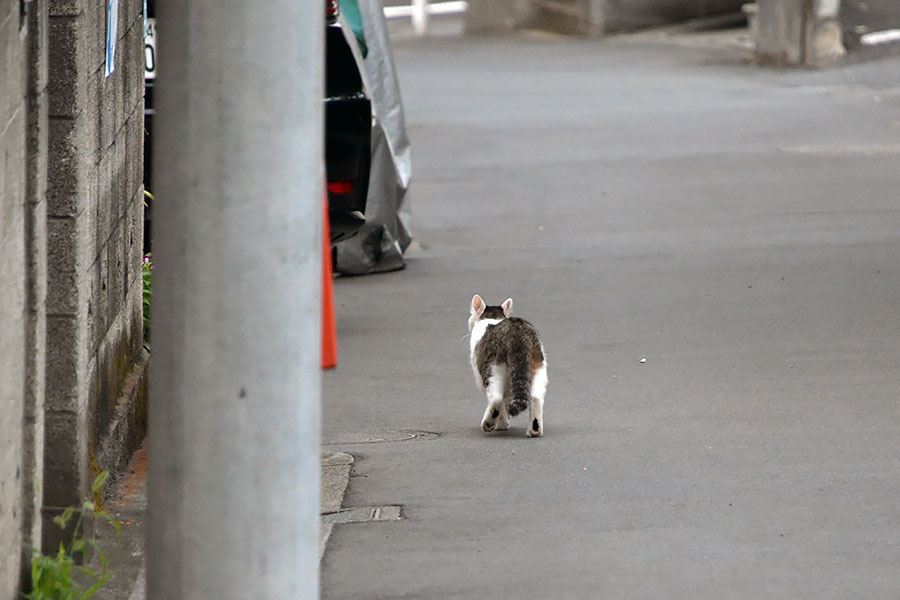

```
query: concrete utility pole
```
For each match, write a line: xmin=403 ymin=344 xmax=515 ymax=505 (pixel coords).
xmin=148 ymin=2 xmax=322 ymax=599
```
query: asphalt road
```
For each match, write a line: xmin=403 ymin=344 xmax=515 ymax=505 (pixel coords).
xmin=322 ymin=33 xmax=900 ymax=599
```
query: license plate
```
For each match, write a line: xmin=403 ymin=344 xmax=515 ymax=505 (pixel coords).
xmin=144 ymin=18 xmax=156 ymax=81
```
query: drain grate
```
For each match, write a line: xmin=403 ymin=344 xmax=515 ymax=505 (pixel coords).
xmin=323 ymin=430 xmax=439 ymax=445
xmin=322 ymin=505 xmax=402 ymax=524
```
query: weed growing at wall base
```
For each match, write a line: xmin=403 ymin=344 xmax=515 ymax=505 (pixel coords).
xmin=25 ymin=473 xmax=120 ymax=600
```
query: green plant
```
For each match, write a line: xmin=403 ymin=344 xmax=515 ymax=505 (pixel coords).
xmin=25 ymin=473 xmax=120 ymax=600
xmin=142 ymin=254 xmax=151 ymax=343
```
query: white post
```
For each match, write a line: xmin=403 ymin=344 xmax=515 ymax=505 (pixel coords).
xmin=148 ymin=0 xmax=322 ymax=598
xmin=412 ymin=0 xmax=430 ymax=36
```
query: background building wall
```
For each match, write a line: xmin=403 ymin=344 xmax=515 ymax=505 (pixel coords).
xmin=466 ymin=0 xmax=746 ymax=35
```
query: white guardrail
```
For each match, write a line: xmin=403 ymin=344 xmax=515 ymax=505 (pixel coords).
xmin=383 ymin=0 xmax=469 ymax=37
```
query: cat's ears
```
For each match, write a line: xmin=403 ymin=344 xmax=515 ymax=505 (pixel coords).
xmin=471 ymin=295 xmax=513 ymax=317
xmin=471 ymin=294 xmax=485 ymax=317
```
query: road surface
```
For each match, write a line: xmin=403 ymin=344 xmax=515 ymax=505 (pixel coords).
xmin=322 ymin=32 xmax=900 ymax=599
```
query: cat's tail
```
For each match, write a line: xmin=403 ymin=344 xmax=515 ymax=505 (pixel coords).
xmin=508 ymin=347 xmax=532 ymax=417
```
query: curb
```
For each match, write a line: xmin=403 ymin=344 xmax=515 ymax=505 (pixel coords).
xmin=320 ymin=451 xmax=354 ymax=560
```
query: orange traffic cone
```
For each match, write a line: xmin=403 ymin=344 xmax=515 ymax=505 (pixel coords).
xmin=322 ymin=191 xmax=338 ymax=369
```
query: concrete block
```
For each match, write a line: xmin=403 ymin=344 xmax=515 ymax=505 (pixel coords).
xmin=126 ymin=192 xmax=144 ymax=287
xmin=127 ymin=276 xmax=143 ymax=356
xmin=98 ymin=66 xmax=117 ymax=150
xmin=113 ymin=48 xmax=125 ymax=138
xmin=46 ymin=216 xmax=91 ymax=315
xmin=122 ymin=0 xmax=141 ymax=38
xmin=106 ymin=219 xmax=124 ymax=325
xmin=26 ymin=97 xmax=49 ymax=212
xmin=88 ymin=255 xmax=104 ymax=354
xmin=130 ymin=26 xmax=144 ymax=113
xmin=85 ymin=64 xmax=101 ymax=161
xmin=0 ymin=7 xmax=27 ymax=128
xmin=0 ymin=108 xmax=26 ymax=238
xmin=115 ymin=129 xmax=127 ymax=219
xmin=95 ymin=146 xmax=115 ymax=244
xmin=24 ymin=296 xmax=47 ymax=421
xmin=25 ymin=201 xmax=48 ymax=315
xmin=49 ymin=0 xmax=85 ymax=17
xmin=121 ymin=22 xmax=134 ymax=117
xmin=45 ymin=315 xmax=88 ymax=412
xmin=26 ymin=0 xmax=49 ymax=96
xmin=47 ymin=116 xmax=89 ymax=217
xmin=86 ymin=0 xmax=105 ymax=74
xmin=94 ymin=347 xmax=148 ymax=482
xmin=122 ymin=113 xmax=135 ymax=207
xmin=126 ymin=108 xmax=144 ymax=200
xmin=119 ymin=20 xmax=142 ymax=116
xmin=20 ymin=409 xmax=44 ymax=572
xmin=42 ymin=410 xmax=89 ymax=507
xmin=95 ymin=328 xmax=114 ymax=433
xmin=96 ymin=238 xmax=110 ymax=343
xmin=40 ymin=505 xmax=95 ymax=555
xmin=0 ymin=428 xmax=23 ymax=600
xmin=120 ymin=279 xmax=135 ymax=359
xmin=95 ymin=304 xmax=136 ymax=434
xmin=93 ymin=163 xmax=111 ymax=250
xmin=0 ymin=30 xmax=26 ymax=588
xmin=127 ymin=280 xmax=141 ymax=359
xmin=48 ymin=15 xmax=88 ymax=117
xmin=0 ymin=0 xmax=14 ymax=24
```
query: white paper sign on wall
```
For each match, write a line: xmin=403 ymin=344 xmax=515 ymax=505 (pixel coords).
xmin=105 ymin=0 xmax=119 ymax=77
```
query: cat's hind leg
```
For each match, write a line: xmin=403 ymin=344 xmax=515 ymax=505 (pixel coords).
xmin=527 ymin=361 xmax=548 ymax=438
xmin=480 ymin=366 xmax=507 ymax=433
xmin=495 ymin=400 xmax=510 ymax=431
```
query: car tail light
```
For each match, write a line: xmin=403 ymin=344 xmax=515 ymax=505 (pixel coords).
xmin=326 ymin=0 xmax=339 ymax=23
xmin=327 ymin=180 xmax=353 ymax=195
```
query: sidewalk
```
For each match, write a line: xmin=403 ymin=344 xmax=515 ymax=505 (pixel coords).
xmin=92 ymin=444 xmax=354 ymax=599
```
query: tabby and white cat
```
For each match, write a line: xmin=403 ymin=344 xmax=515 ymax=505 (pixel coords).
xmin=468 ymin=295 xmax=548 ymax=437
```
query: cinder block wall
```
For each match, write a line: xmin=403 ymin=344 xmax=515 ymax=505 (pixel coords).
xmin=44 ymin=0 xmax=145 ymax=547
xmin=1 ymin=1 xmax=29 ymax=596
xmin=22 ymin=0 xmax=49 ymax=589
xmin=1 ymin=0 xmax=144 ymax=590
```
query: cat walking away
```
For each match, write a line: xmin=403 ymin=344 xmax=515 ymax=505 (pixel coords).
xmin=468 ymin=294 xmax=548 ymax=437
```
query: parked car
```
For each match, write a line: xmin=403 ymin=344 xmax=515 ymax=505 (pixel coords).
xmin=143 ymin=0 xmax=156 ymax=253
xmin=325 ymin=0 xmax=372 ymax=244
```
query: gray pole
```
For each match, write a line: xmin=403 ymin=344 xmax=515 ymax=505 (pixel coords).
xmin=148 ymin=2 xmax=322 ymax=599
